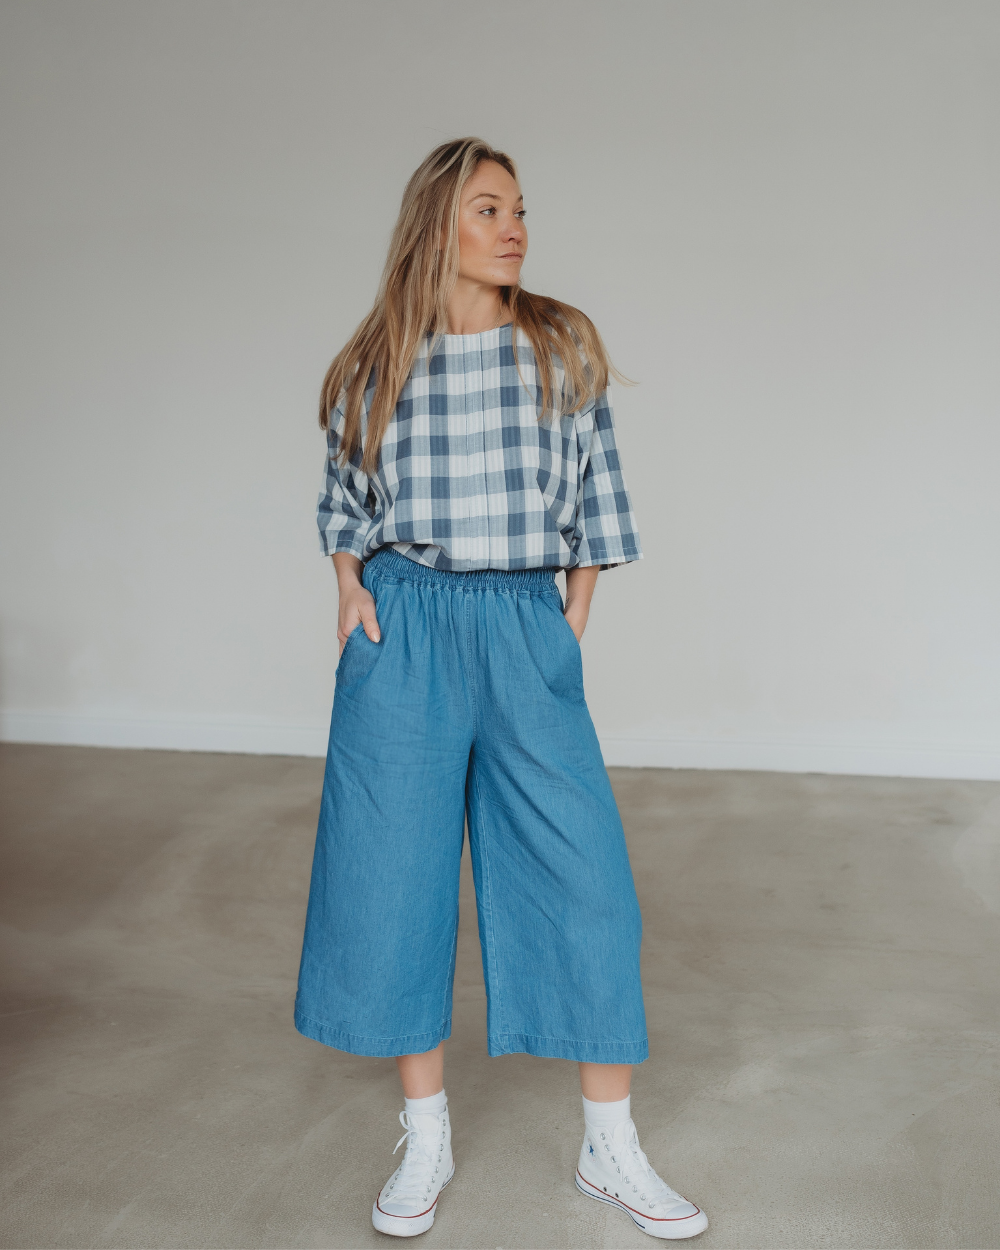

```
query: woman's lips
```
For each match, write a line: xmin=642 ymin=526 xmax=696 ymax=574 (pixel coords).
xmin=498 ymin=253 xmax=523 ymax=260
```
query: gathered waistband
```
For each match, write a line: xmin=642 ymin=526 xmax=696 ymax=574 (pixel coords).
xmin=365 ymin=545 xmax=561 ymax=596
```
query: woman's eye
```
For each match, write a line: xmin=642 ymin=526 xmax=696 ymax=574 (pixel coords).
xmin=480 ymin=207 xmax=495 ymax=216
xmin=516 ymin=210 xmax=526 ymax=219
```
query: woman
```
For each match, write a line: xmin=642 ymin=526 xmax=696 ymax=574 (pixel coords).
xmin=294 ymin=137 xmax=707 ymax=1241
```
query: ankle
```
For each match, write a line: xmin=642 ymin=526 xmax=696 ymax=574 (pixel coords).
xmin=404 ymin=1088 xmax=447 ymax=1116
xmin=582 ymin=1092 xmax=631 ymax=1128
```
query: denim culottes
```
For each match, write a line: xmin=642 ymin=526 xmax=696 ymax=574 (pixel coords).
xmin=294 ymin=546 xmax=648 ymax=1064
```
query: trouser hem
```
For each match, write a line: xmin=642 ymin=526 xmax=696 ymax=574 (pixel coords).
xmin=294 ymin=1010 xmax=450 ymax=1058
xmin=488 ymin=1032 xmax=649 ymax=1063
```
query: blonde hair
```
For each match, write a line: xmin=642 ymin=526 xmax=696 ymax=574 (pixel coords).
xmin=320 ymin=137 xmax=627 ymax=476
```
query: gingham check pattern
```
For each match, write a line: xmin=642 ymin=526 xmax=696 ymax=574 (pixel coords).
xmin=317 ymin=324 xmax=643 ymax=572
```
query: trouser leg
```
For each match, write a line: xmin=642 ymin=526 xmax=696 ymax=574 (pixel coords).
xmin=295 ymin=565 xmax=473 ymax=1057
xmin=464 ymin=585 xmax=648 ymax=1063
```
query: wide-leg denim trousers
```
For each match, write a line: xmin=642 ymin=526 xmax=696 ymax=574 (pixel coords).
xmin=294 ymin=545 xmax=648 ymax=1063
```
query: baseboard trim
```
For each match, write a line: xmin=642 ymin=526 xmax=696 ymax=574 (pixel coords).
xmin=2 ymin=710 xmax=998 ymax=779
xmin=0 ymin=710 xmax=330 ymax=758
xmin=597 ymin=735 xmax=1000 ymax=781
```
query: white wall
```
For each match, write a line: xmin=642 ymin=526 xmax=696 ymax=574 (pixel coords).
xmin=2 ymin=0 xmax=998 ymax=778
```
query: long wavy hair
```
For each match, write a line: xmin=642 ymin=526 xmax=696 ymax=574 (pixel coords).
xmin=319 ymin=137 xmax=628 ymax=476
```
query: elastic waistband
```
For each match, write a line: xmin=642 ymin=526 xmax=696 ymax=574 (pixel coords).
xmin=365 ymin=545 xmax=560 ymax=595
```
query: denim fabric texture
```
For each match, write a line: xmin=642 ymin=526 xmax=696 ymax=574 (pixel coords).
xmin=294 ymin=546 xmax=649 ymax=1063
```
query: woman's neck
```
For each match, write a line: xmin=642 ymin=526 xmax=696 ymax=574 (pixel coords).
xmin=445 ymin=280 xmax=505 ymax=335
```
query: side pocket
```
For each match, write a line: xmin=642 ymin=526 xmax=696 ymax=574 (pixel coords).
xmin=537 ymin=593 xmax=585 ymax=703
xmin=334 ymin=621 xmax=366 ymax=679
xmin=555 ymin=601 xmax=583 ymax=652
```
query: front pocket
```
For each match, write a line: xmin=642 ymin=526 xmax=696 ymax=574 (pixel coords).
xmin=335 ymin=621 xmax=367 ymax=676
xmin=534 ymin=595 xmax=585 ymax=702
xmin=553 ymin=600 xmax=582 ymax=652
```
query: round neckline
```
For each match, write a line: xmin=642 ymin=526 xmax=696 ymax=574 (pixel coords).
xmin=436 ymin=321 xmax=513 ymax=339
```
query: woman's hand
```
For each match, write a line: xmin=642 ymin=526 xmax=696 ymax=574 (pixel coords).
xmin=563 ymin=603 xmax=589 ymax=641
xmin=332 ymin=553 xmax=381 ymax=656
xmin=563 ymin=564 xmax=599 ymax=642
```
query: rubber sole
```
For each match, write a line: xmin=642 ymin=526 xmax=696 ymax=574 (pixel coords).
xmin=576 ymin=1169 xmax=708 ymax=1240
xmin=372 ymin=1168 xmax=454 ymax=1238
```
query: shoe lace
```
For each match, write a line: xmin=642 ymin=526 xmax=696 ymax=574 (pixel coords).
xmin=611 ymin=1119 xmax=684 ymax=1210
xmin=388 ymin=1110 xmax=445 ymax=1204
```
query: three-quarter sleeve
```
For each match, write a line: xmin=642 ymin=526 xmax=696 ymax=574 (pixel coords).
xmin=571 ymin=386 xmax=643 ymax=571
xmin=317 ymin=388 xmax=378 ymax=560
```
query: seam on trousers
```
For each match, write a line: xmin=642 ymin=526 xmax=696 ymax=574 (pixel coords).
xmin=487 ymin=1034 xmax=650 ymax=1062
xmin=294 ymin=1011 xmax=448 ymax=1052
xmin=471 ymin=745 xmax=505 ymax=1033
xmin=491 ymin=1030 xmax=649 ymax=1047
xmin=442 ymin=885 xmax=460 ymax=1032
xmin=365 ymin=573 xmax=558 ymax=598
xmin=462 ymin=589 xmax=478 ymax=740
xmin=296 ymin=1015 xmax=445 ymax=1045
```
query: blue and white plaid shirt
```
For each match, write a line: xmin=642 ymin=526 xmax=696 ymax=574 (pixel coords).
xmin=317 ymin=323 xmax=643 ymax=573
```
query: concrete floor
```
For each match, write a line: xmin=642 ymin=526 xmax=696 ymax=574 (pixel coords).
xmin=1 ymin=745 xmax=999 ymax=1250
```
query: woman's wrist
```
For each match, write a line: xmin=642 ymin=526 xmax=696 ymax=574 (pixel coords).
xmin=563 ymin=564 xmax=599 ymax=640
xmin=564 ymin=564 xmax=599 ymax=614
xmin=332 ymin=552 xmax=364 ymax=589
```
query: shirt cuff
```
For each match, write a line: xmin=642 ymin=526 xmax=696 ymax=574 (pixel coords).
xmin=319 ymin=529 xmax=368 ymax=560
xmin=570 ymin=553 xmax=643 ymax=573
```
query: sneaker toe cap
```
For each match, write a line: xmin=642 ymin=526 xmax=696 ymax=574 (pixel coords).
xmin=655 ymin=1199 xmax=701 ymax=1222
xmin=377 ymin=1197 xmax=428 ymax=1218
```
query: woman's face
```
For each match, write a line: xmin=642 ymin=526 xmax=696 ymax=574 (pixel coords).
xmin=455 ymin=160 xmax=527 ymax=289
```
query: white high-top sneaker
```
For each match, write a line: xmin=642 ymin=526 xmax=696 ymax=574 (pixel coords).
xmin=372 ymin=1102 xmax=454 ymax=1237
xmin=576 ymin=1116 xmax=708 ymax=1239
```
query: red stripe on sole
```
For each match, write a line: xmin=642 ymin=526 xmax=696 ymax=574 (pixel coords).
xmin=576 ymin=1169 xmax=703 ymax=1224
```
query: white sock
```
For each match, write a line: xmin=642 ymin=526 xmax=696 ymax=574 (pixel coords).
xmin=582 ymin=1093 xmax=631 ymax=1128
xmin=404 ymin=1088 xmax=447 ymax=1116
